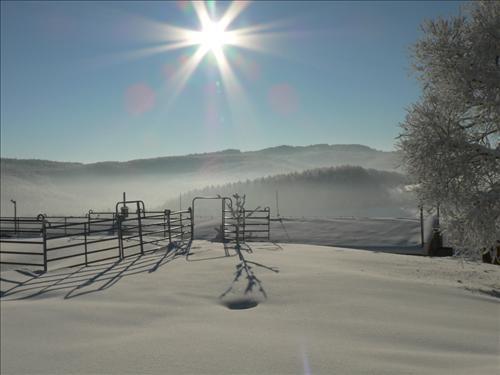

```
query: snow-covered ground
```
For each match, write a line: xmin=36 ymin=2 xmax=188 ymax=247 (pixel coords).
xmin=194 ymin=215 xmax=430 ymax=255
xmin=1 ymin=240 xmax=498 ymax=374
xmin=0 ymin=215 xmax=430 ymax=273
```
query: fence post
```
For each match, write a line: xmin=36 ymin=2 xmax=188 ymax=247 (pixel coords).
xmin=167 ymin=210 xmax=171 ymax=244
xmin=188 ymin=207 xmax=194 ymax=240
xmin=163 ymin=210 xmax=167 ymax=239
xmin=235 ymin=209 xmax=240 ymax=245
xmin=42 ymin=221 xmax=48 ymax=273
xmin=84 ymin=222 xmax=88 ymax=266
xmin=189 ymin=207 xmax=193 ymax=241
xmin=419 ymin=205 xmax=424 ymax=248
xmin=180 ymin=210 xmax=184 ymax=242
xmin=267 ymin=207 xmax=270 ymax=241
xmin=117 ymin=215 xmax=123 ymax=259
xmin=222 ymin=199 xmax=225 ymax=243
xmin=88 ymin=214 xmax=91 ymax=236
xmin=137 ymin=204 xmax=144 ymax=255
xmin=242 ymin=209 xmax=247 ymax=242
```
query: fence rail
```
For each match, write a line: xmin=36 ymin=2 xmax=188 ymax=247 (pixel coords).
xmin=223 ymin=207 xmax=271 ymax=243
xmin=0 ymin=200 xmax=270 ymax=272
xmin=1 ymin=208 xmax=193 ymax=272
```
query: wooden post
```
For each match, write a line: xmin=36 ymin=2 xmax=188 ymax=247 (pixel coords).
xmin=420 ymin=205 xmax=424 ymax=248
xmin=275 ymin=191 xmax=280 ymax=217
xmin=436 ymin=204 xmax=440 ymax=228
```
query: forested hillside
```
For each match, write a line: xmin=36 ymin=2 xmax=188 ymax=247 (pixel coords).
xmin=164 ymin=165 xmax=416 ymax=218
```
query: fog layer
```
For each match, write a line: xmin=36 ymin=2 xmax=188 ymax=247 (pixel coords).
xmin=1 ymin=144 xmax=401 ymax=216
xmin=165 ymin=165 xmax=416 ymax=218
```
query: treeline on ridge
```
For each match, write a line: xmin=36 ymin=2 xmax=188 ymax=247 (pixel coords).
xmin=163 ymin=165 xmax=415 ymax=218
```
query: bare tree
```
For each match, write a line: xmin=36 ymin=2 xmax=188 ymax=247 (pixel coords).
xmin=229 ymin=193 xmax=246 ymax=251
xmin=398 ymin=1 xmax=500 ymax=259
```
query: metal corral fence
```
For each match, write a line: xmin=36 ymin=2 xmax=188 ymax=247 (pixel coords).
xmin=190 ymin=196 xmax=271 ymax=243
xmin=0 ymin=207 xmax=192 ymax=272
xmin=224 ymin=207 xmax=271 ymax=242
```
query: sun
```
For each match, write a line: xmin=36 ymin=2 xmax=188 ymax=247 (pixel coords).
xmin=98 ymin=1 xmax=287 ymax=106
xmin=195 ymin=20 xmax=232 ymax=53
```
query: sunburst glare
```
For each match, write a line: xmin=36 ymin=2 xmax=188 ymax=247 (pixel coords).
xmin=90 ymin=1 xmax=293 ymax=111
xmin=191 ymin=20 xmax=233 ymax=53
xmin=164 ymin=0 xmax=253 ymax=102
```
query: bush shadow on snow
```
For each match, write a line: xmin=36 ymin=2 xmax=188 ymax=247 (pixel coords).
xmin=218 ymin=242 xmax=280 ymax=310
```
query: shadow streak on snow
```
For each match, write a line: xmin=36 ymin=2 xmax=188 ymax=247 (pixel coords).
xmin=219 ymin=242 xmax=279 ymax=304
xmin=464 ymin=287 xmax=500 ymax=300
xmin=185 ymin=240 xmax=237 ymax=262
xmin=0 ymin=242 xmax=189 ymax=301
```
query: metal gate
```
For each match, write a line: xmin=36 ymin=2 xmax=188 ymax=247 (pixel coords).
xmin=223 ymin=205 xmax=270 ymax=243
xmin=114 ymin=199 xmax=191 ymax=259
xmin=191 ymin=196 xmax=270 ymax=243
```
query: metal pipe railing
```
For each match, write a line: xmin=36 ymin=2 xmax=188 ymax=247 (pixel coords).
xmin=0 ymin=201 xmax=251 ymax=271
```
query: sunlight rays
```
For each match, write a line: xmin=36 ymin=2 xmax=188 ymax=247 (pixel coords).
xmin=93 ymin=1 xmax=296 ymax=122
xmin=87 ymin=41 xmax=198 ymax=68
xmin=170 ymin=0 xmax=247 ymax=97
xmin=212 ymin=47 xmax=256 ymax=128
xmin=140 ymin=0 xmax=271 ymax=115
xmin=192 ymin=1 xmax=212 ymax=29
xmin=166 ymin=45 xmax=210 ymax=105
xmin=218 ymin=1 xmax=250 ymax=30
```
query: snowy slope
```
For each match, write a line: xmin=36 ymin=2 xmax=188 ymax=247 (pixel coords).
xmin=1 ymin=241 xmax=498 ymax=374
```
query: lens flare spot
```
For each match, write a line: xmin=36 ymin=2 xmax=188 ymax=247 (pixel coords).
xmin=268 ymin=83 xmax=299 ymax=116
xmin=205 ymin=81 xmax=218 ymax=95
xmin=162 ymin=64 xmax=176 ymax=80
xmin=178 ymin=54 xmax=190 ymax=65
xmin=235 ymin=55 xmax=260 ymax=81
xmin=124 ymin=83 xmax=156 ymax=115
xmin=176 ymin=0 xmax=192 ymax=12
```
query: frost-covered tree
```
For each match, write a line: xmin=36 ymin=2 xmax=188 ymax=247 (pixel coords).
xmin=398 ymin=1 xmax=500 ymax=259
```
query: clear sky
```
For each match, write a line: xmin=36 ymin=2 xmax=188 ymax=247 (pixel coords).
xmin=1 ymin=1 xmax=463 ymax=162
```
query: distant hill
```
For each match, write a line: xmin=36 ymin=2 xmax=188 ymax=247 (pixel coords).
xmin=1 ymin=144 xmax=399 ymax=177
xmin=163 ymin=165 xmax=416 ymax=218
xmin=1 ymin=144 xmax=401 ymax=215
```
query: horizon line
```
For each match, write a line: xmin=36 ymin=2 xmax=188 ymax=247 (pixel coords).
xmin=0 ymin=142 xmax=398 ymax=164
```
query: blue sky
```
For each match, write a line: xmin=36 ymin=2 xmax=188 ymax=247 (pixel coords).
xmin=1 ymin=1 xmax=463 ymax=162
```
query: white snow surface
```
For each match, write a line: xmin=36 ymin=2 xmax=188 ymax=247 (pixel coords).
xmin=1 ymin=240 xmax=499 ymax=374
xmin=194 ymin=215 xmax=431 ymax=255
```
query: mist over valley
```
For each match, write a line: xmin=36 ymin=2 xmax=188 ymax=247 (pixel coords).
xmin=1 ymin=144 xmax=405 ymax=216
